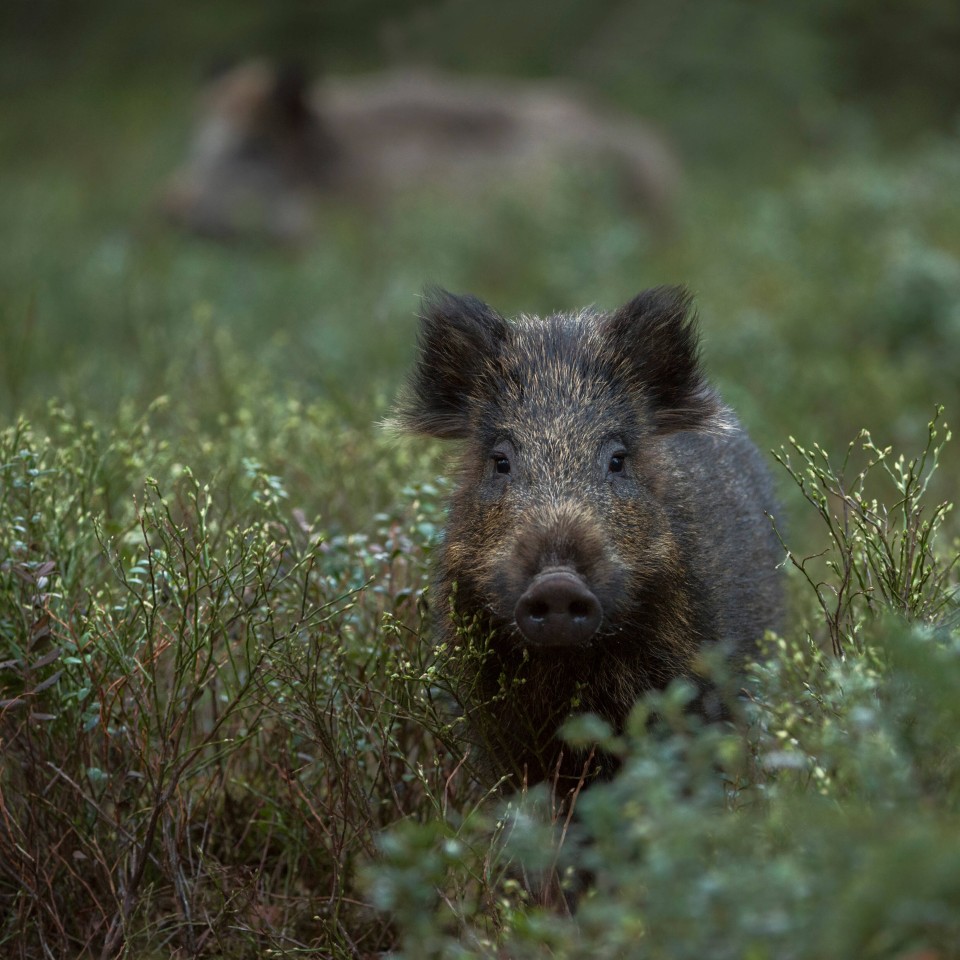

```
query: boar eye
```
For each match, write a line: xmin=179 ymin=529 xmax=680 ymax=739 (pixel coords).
xmin=607 ymin=452 xmax=626 ymax=475
xmin=493 ymin=454 xmax=511 ymax=475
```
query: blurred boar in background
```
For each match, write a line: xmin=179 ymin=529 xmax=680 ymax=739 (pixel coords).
xmin=395 ymin=287 xmax=784 ymax=786
xmin=162 ymin=60 xmax=679 ymax=243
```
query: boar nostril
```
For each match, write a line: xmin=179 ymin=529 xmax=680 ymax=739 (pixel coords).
xmin=570 ymin=599 xmax=594 ymax=620
xmin=527 ymin=600 xmax=550 ymax=621
xmin=515 ymin=571 xmax=602 ymax=647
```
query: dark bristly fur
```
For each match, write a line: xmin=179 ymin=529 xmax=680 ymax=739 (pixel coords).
xmin=395 ymin=286 xmax=784 ymax=786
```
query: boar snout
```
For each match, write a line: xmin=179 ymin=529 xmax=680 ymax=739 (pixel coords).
xmin=515 ymin=568 xmax=602 ymax=647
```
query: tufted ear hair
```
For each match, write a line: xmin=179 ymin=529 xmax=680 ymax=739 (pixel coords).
xmin=270 ymin=63 xmax=314 ymax=128
xmin=603 ymin=285 xmax=726 ymax=434
xmin=393 ymin=289 xmax=509 ymax=439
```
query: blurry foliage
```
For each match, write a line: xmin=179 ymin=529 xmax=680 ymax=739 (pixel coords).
xmin=4 ymin=0 xmax=960 ymax=167
xmin=826 ymin=0 xmax=960 ymax=133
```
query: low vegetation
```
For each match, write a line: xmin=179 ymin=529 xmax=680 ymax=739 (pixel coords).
xmin=1 ymin=382 xmax=957 ymax=957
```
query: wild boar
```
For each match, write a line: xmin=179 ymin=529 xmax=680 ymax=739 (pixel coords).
xmin=162 ymin=61 xmax=679 ymax=243
xmin=395 ymin=287 xmax=783 ymax=785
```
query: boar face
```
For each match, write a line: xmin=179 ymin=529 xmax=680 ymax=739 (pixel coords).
xmin=162 ymin=61 xmax=336 ymax=242
xmin=399 ymin=287 xmax=725 ymax=657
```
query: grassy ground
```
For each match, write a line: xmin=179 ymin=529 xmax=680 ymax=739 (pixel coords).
xmin=2 ymin=4 xmax=960 ymax=957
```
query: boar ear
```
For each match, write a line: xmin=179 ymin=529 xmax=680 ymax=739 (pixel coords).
xmin=271 ymin=63 xmax=313 ymax=128
xmin=394 ymin=289 xmax=509 ymax=439
xmin=605 ymin=286 xmax=725 ymax=434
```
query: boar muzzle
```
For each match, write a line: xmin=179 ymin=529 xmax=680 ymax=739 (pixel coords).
xmin=514 ymin=568 xmax=602 ymax=647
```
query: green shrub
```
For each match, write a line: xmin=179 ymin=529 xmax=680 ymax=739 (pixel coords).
xmin=0 ymin=404 xmax=466 ymax=957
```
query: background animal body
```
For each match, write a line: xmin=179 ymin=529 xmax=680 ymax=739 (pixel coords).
xmin=163 ymin=60 xmax=679 ymax=243
xmin=397 ymin=287 xmax=784 ymax=785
